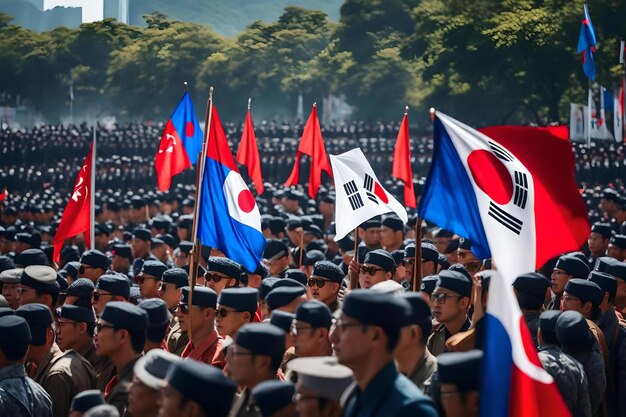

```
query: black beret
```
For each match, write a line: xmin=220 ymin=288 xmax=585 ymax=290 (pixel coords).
xmin=259 ymin=277 xmax=280 ymax=300
xmin=609 ymin=261 xmax=626 ymax=281
xmin=342 ymin=290 xmax=410 ymax=337
xmin=303 ymin=250 xmax=325 ymax=267
xmin=420 ymin=275 xmax=438 ymax=295
xmin=58 ymin=304 xmax=95 ymax=323
xmin=167 ymin=359 xmax=236 ymax=416
xmin=359 ymin=217 xmax=381 ymax=230
xmin=381 ymin=215 xmax=404 ymax=231
xmin=0 ymin=256 xmax=14 ymax=273
xmin=70 ymin=390 xmax=105 ymax=413
xmin=312 ymin=261 xmax=344 ymax=284
xmin=400 ymin=293 xmax=432 ymax=335
xmin=177 ymin=241 xmax=193 ymax=254
xmin=20 ymin=265 xmax=59 ymax=295
xmin=287 ymin=219 xmax=302 ymax=231
xmin=235 ymin=323 xmax=286 ymax=362
xmin=270 ymin=310 xmax=295 ymax=334
xmin=133 ymin=228 xmax=152 ymax=241
xmin=66 ymin=278 xmax=95 ymax=299
xmin=62 ymin=262 xmax=81 ymax=281
xmin=284 ymin=269 xmax=307 ymax=286
xmin=253 ymin=263 xmax=270 ymax=278
xmin=0 ymin=315 xmax=31 ymax=360
xmin=437 ymin=350 xmax=483 ymax=392
xmin=433 ymin=229 xmax=454 ymax=238
xmin=97 ymin=274 xmax=130 ymax=299
xmin=162 ymin=268 xmax=189 ymax=288
xmin=56 ymin=274 xmax=68 ymax=291
xmin=556 ymin=310 xmax=593 ymax=350
xmin=139 ymin=298 xmax=171 ymax=327
xmin=140 ymin=260 xmax=168 ymax=279
xmin=564 ymin=279 xmax=603 ymax=306
xmin=80 ymin=249 xmax=110 ymax=270
xmin=251 ymin=381 xmax=295 ymax=417
xmin=218 ymin=288 xmax=258 ymax=313
xmin=591 ymin=223 xmax=613 ymax=239
xmin=555 ymin=254 xmax=590 ymax=278
xmin=303 ymin=223 xmax=324 ymax=239
xmin=436 ymin=270 xmax=472 ymax=297
xmin=181 ymin=286 xmax=218 ymax=308
xmin=458 ymin=237 xmax=472 ymax=251
xmin=513 ymin=272 xmax=550 ymax=296
xmin=15 ymin=249 xmax=49 ymax=267
xmin=101 ymin=301 xmax=148 ymax=333
xmin=295 ymin=300 xmax=332 ymax=329
xmin=610 ymin=235 xmax=626 ymax=250
xmin=207 ymin=257 xmax=243 ymax=279
xmin=337 ymin=235 xmax=355 ymax=253
xmin=594 ymin=256 xmax=618 ymax=273
xmin=266 ymin=286 xmax=306 ymax=311
xmin=539 ymin=310 xmax=561 ymax=335
xmin=264 ymin=240 xmax=289 ymax=260
xmin=588 ymin=271 xmax=617 ymax=298
xmin=404 ymin=243 xmax=416 ymax=258
xmin=363 ymin=249 xmax=395 ymax=272
xmin=151 ymin=216 xmax=172 ymax=230
xmin=157 ymin=234 xmax=177 ymax=249
xmin=15 ymin=303 xmax=53 ymax=346
xmin=269 ymin=218 xmax=287 ymax=235
xmin=111 ymin=243 xmax=132 ymax=259
xmin=421 ymin=242 xmax=439 ymax=263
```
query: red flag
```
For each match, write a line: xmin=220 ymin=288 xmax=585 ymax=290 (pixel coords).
xmin=53 ymin=143 xmax=94 ymax=262
xmin=236 ymin=109 xmax=264 ymax=195
xmin=285 ymin=104 xmax=332 ymax=198
xmin=392 ymin=113 xmax=416 ymax=208
xmin=0 ymin=189 xmax=7 ymax=202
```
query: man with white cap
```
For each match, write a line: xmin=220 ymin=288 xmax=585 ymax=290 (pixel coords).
xmin=18 ymin=265 xmax=59 ymax=311
xmin=0 ymin=268 xmax=22 ymax=309
xmin=287 ymin=356 xmax=354 ymax=417
xmin=127 ymin=349 xmax=181 ymax=417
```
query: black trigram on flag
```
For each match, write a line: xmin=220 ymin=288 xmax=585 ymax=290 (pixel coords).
xmin=513 ymin=171 xmax=528 ymax=209
xmin=343 ymin=180 xmax=364 ymax=211
xmin=489 ymin=141 xmax=514 ymax=162
xmin=363 ymin=174 xmax=378 ymax=204
xmin=488 ymin=202 xmax=523 ymax=235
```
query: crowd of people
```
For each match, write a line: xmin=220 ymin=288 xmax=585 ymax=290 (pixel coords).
xmin=0 ymin=121 xmax=626 ymax=417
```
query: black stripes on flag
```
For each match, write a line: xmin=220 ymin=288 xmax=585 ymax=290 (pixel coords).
xmin=363 ymin=174 xmax=378 ymax=204
xmin=488 ymin=202 xmax=523 ymax=235
xmin=489 ymin=141 xmax=514 ymax=162
xmin=513 ymin=171 xmax=528 ymax=209
xmin=343 ymin=180 xmax=364 ymax=210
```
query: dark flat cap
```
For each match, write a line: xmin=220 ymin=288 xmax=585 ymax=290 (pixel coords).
xmin=594 ymin=256 xmax=618 ymax=273
xmin=513 ymin=272 xmax=550 ymax=296
xmin=252 ymin=263 xmax=269 ymax=279
xmin=363 ymin=249 xmax=395 ymax=272
xmin=111 ymin=244 xmax=132 ymax=259
xmin=391 ymin=250 xmax=404 ymax=267
xmin=342 ymin=290 xmax=410 ymax=336
xmin=437 ymin=350 xmax=483 ymax=392
xmin=610 ymin=235 xmax=626 ymax=250
xmin=436 ymin=270 xmax=472 ymax=297
xmin=591 ymin=223 xmax=614 ymax=239
xmin=264 ymin=240 xmax=289 ymax=260
xmin=338 ymin=235 xmax=355 ymax=254
xmin=420 ymin=275 xmax=438 ymax=295
xmin=421 ymin=242 xmax=439 ymax=263
xmin=0 ymin=315 xmax=31 ymax=359
xmin=555 ymin=254 xmax=590 ymax=278
xmin=269 ymin=310 xmax=295 ymax=334
xmin=266 ymin=286 xmax=306 ymax=311
xmin=259 ymin=277 xmax=280 ymax=300
xmin=284 ymin=269 xmax=307 ymax=286
xmin=58 ymin=304 xmax=95 ymax=323
xmin=80 ymin=250 xmax=110 ymax=270
xmin=602 ymin=188 xmax=620 ymax=202
xmin=251 ymin=380 xmax=295 ymax=417
xmin=162 ymin=268 xmax=189 ymax=288
xmin=181 ymin=286 xmax=217 ymax=309
xmin=556 ymin=311 xmax=593 ymax=350
xmin=177 ymin=241 xmax=193 ymax=254
xmin=539 ymin=310 xmax=561 ymax=335
xmin=139 ymin=298 xmax=171 ymax=327
xmin=564 ymin=279 xmax=603 ymax=306
xmin=608 ymin=261 xmax=626 ymax=281
xmin=218 ymin=288 xmax=258 ymax=313
xmin=62 ymin=261 xmax=81 ymax=281
xmin=96 ymin=274 xmax=130 ymax=299
xmin=400 ymin=293 xmax=432 ymax=335
xmin=140 ymin=260 xmax=167 ymax=279
xmin=101 ymin=301 xmax=147 ymax=333
xmin=433 ymin=229 xmax=454 ymax=238
xmin=381 ymin=215 xmax=404 ymax=231
xmin=295 ymin=300 xmax=332 ymax=329
xmin=359 ymin=217 xmax=381 ymax=230
xmin=16 ymin=303 xmax=53 ymax=346
xmin=303 ymin=250 xmax=325 ymax=267
xmin=458 ymin=237 xmax=472 ymax=251
xmin=404 ymin=243 xmax=416 ymax=259
xmin=588 ymin=271 xmax=617 ymax=298
xmin=235 ymin=323 xmax=286 ymax=362
xmin=15 ymin=249 xmax=49 ymax=267
xmin=207 ymin=257 xmax=243 ymax=279
xmin=70 ymin=390 xmax=105 ymax=412
xmin=166 ymin=359 xmax=237 ymax=417
xmin=133 ymin=228 xmax=152 ymax=241
xmin=312 ymin=261 xmax=344 ymax=284
xmin=21 ymin=265 xmax=59 ymax=295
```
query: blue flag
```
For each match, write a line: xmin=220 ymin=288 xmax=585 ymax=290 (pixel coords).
xmin=577 ymin=3 xmax=597 ymax=81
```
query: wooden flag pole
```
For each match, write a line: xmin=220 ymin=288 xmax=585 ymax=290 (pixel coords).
xmin=412 ymin=216 xmax=422 ymax=292
xmin=90 ymin=126 xmax=96 ymax=249
xmin=299 ymin=231 xmax=304 ymax=268
xmin=350 ymin=228 xmax=359 ymax=289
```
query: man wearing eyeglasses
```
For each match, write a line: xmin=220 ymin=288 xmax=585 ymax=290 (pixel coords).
xmin=95 ymin=301 xmax=148 ymax=416
xmin=215 ymin=287 xmax=258 ymax=340
xmin=177 ymin=286 xmax=226 ymax=368
xmin=160 ymin=268 xmax=190 ymax=356
xmin=92 ymin=274 xmax=130 ymax=318
xmin=358 ymin=249 xmax=395 ymax=289
xmin=427 ymin=270 xmax=472 ymax=357
xmin=291 ymin=301 xmax=333 ymax=361
xmin=548 ymin=253 xmax=590 ymax=310
xmin=78 ymin=250 xmax=110 ymax=284
xmin=136 ymin=260 xmax=167 ymax=299
xmin=329 ymin=290 xmax=437 ymax=417
xmin=307 ymin=261 xmax=344 ymax=314
xmin=205 ymin=257 xmax=243 ymax=295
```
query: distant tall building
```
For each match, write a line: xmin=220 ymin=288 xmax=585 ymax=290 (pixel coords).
xmin=103 ymin=0 xmax=128 ymax=23
xmin=21 ymin=0 xmax=44 ymax=10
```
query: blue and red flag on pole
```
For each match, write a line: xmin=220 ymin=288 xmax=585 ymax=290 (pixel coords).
xmin=577 ymin=3 xmax=597 ymax=81
xmin=155 ymin=91 xmax=204 ymax=191
xmin=196 ymin=104 xmax=265 ymax=272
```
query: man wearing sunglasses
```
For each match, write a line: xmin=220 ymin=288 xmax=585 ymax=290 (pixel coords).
xmin=78 ymin=250 xmax=110 ymax=284
xmin=160 ymin=268 xmax=190 ymax=355
xmin=177 ymin=286 xmax=226 ymax=368
xmin=358 ymin=249 xmax=395 ymax=289
xmin=307 ymin=260 xmax=344 ymax=314
xmin=205 ymin=257 xmax=243 ymax=294
xmin=215 ymin=287 xmax=258 ymax=340
xmin=92 ymin=274 xmax=130 ymax=318
xmin=427 ymin=270 xmax=472 ymax=357
xmin=136 ymin=260 xmax=167 ymax=299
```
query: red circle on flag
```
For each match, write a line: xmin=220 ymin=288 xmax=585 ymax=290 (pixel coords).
xmin=467 ymin=150 xmax=513 ymax=205
xmin=373 ymin=181 xmax=389 ymax=204
xmin=238 ymin=189 xmax=256 ymax=213
xmin=185 ymin=121 xmax=194 ymax=137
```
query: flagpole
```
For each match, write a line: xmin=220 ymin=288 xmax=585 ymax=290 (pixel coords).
xmin=412 ymin=217 xmax=422 ymax=292
xmin=299 ymin=232 xmax=304 ymax=268
xmin=350 ymin=228 xmax=358 ymax=290
xmin=90 ymin=125 xmax=96 ymax=249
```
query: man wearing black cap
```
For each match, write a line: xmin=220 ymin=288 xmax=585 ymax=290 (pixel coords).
xmin=177 ymin=286 xmax=226 ymax=368
xmin=1 ymin=267 xmax=22 ymax=309
xmin=136 ymin=260 xmax=167 ymax=299
xmin=437 ymin=350 xmax=482 ymax=417
xmin=15 ymin=248 xmax=49 ymax=268
xmin=394 ymin=293 xmax=437 ymax=390
xmin=250 ymin=380 xmax=296 ymax=417
xmin=290 ymin=301 xmax=333 ymax=364
xmin=92 ymin=274 xmax=130 ymax=318
xmin=79 ymin=250 xmax=110 ymax=283
xmin=512 ymin=272 xmax=550 ymax=347
xmin=70 ymin=390 xmax=105 ymax=417
xmin=0 ymin=315 xmax=53 ymax=417
xmin=205 ymin=257 xmax=243 ymax=294
xmin=110 ymin=244 xmax=133 ymax=278
xmin=380 ymin=215 xmax=405 ymax=253
xmin=138 ymin=298 xmax=171 ymax=352
xmin=549 ymin=253 xmax=591 ymax=310
xmin=403 ymin=243 xmax=439 ymax=289
xmin=307 ymin=261 xmax=344 ymax=314
xmin=537 ymin=311 xmax=591 ymax=417
xmin=600 ymin=189 xmax=621 ymax=222
xmin=608 ymin=235 xmax=626 ymax=261
xmin=330 ymin=290 xmax=437 ymax=417
xmin=358 ymin=249 xmax=395 ymax=289
xmin=456 ymin=238 xmax=481 ymax=276
xmin=263 ymin=240 xmax=291 ymax=278
xmin=589 ymin=223 xmax=614 ymax=264
xmin=17 ymin=303 xmax=96 ymax=417
xmin=265 ymin=284 xmax=307 ymax=315
xmin=428 ymin=270 xmax=472 ymax=357
xmin=159 ymin=268 xmax=190 ymax=355
xmin=173 ymin=241 xmax=193 ymax=269
xmin=358 ymin=218 xmax=382 ymax=250
xmin=19 ymin=265 xmax=59 ymax=311
xmin=159 ymin=358 xmax=237 ymax=417
xmin=216 ymin=287 xmax=258 ymax=340
xmin=226 ymin=323 xmax=287 ymax=417
xmin=95 ymin=301 xmax=148 ymax=415
xmin=131 ymin=228 xmax=158 ymax=277
xmin=301 ymin=250 xmax=325 ymax=279
xmin=432 ymin=229 xmax=453 ymax=256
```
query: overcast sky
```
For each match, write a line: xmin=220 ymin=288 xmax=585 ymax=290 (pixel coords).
xmin=44 ymin=0 xmax=103 ymax=22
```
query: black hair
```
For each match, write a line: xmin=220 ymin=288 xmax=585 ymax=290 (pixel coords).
xmin=130 ymin=331 xmax=146 ymax=354
xmin=146 ymin=324 xmax=168 ymax=344
xmin=541 ymin=331 xmax=559 ymax=346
